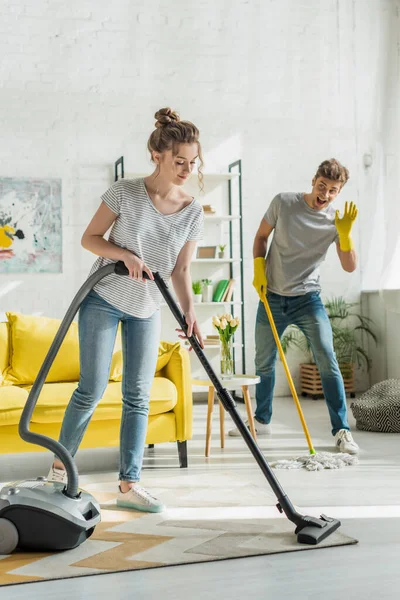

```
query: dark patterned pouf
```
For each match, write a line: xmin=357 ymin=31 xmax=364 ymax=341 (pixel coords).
xmin=351 ymin=379 xmax=400 ymax=433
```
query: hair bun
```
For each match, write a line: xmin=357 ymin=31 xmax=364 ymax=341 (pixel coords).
xmin=154 ymin=107 xmax=180 ymax=128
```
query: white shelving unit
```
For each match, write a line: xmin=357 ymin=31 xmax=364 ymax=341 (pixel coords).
xmin=192 ymin=258 xmax=241 ymax=264
xmin=113 ymin=158 xmax=245 ymax=383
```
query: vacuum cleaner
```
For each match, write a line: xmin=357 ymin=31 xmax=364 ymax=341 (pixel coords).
xmin=0 ymin=260 xmax=341 ymax=553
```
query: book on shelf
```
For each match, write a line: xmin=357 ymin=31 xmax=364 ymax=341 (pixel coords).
xmin=221 ymin=279 xmax=235 ymax=302
xmin=212 ymin=279 xmax=230 ymax=302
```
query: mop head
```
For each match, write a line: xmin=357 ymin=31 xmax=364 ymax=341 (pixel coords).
xmin=271 ymin=451 xmax=358 ymax=471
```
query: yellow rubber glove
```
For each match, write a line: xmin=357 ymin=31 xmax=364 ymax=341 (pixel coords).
xmin=253 ymin=257 xmax=267 ymax=299
xmin=335 ymin=201 xmax=358 ymax=252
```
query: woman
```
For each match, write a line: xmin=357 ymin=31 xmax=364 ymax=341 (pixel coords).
xmin=48 ymin=107 xmax=205 ymax=513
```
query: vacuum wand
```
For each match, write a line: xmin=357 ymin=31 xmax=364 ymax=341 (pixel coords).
xmin=114 ymin=261 xmax=342 ymax=545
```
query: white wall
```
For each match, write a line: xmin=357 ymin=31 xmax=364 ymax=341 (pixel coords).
xmin=361 ymin=291 xmax=400 ymax=384
xmin=0 ymin=0 xmax=397 ymax=393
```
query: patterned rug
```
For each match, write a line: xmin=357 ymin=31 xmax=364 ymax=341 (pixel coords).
xmin=0 ymin=475 xmax=357 ymax=587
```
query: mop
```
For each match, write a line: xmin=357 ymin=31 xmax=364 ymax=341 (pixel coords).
xmin=260 ymin=295 xmax=358 ymax=470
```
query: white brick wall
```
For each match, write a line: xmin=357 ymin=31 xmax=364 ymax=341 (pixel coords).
xmin=0 ymin=0 xmax=396 ymax=394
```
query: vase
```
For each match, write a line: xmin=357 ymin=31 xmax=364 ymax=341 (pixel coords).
xmin=202 ymin=285 xmax=213 ymax=303
xmin=220 ymin=336 xmax=234 ymax=376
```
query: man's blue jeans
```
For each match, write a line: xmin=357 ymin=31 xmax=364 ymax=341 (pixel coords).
xmin=255 ymin=291 xmax=349 ymax=435
xmin=58 ymin=291 xmax=161 ymax=481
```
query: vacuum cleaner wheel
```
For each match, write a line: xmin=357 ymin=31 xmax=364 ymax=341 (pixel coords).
xmin=0 ymin=517 xmax=19 ymax=554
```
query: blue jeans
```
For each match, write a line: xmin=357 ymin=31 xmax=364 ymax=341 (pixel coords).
xmin=58 ymin=291 xmax=161 ymax=481
xmin=255 ymin=291 xmax=349 ymax=435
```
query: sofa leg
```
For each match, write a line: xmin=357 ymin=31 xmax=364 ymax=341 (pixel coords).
xmin=177 ymin=441 xmax=188 ymax=468
xmin=148 ymin=444 xmax=154 ymax=449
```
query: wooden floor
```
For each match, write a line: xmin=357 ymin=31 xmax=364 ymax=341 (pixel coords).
xmin=1 ymin=394 xmax=400 ymax=600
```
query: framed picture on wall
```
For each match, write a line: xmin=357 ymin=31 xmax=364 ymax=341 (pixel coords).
xmin=0 ymin=177 xmax=62 ymax=273
xmin=196 ymin=246 xmax=217 ymax=259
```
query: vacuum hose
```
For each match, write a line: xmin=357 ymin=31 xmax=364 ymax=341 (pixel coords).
xmin=19 ymin=263 xmax=116 ymax=499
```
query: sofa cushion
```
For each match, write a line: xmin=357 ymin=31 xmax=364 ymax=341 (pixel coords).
xmin=5 ymin=312 xmax=81 ymax=385
xmin=0 ymin=386 xmax=29 ymax=426
xmin=0 ymin=322 xmax=9 ymax=385
xmin=23 ymin=377 xmax=177 ymax=423
xmin=110 ymin=340 xmax=181 ymax=382
xmin=4 ymin=312 xmax=124 ymax=386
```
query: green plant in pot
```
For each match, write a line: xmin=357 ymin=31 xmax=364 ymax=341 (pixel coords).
xmin=192 ymin=280 xmax=203 ymax=303
xmin=202 ymin=278 xmax=213 ymax=302
xmin=218 ymin=244 xmax=226 ymax=259
xmin=281 ymin=296 xmax=377 ymax=398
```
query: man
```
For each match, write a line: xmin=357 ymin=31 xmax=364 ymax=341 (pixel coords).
xmin=229 ymin=158 xmax=359 ymax=454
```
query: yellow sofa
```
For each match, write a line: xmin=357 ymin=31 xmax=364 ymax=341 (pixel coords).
xmin=0 ymin=312 xmax=193 ymax=467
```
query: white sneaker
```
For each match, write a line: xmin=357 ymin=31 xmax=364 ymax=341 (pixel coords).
xmin=47 ymin=466 xmax=67 ymax=484
xmin=334 ymin=429 xmax=359 ymax=455
xmin=116 ymin=484 xmax=165 ymax=513
xmin=228 ymin=419 xmax=272 ymax=437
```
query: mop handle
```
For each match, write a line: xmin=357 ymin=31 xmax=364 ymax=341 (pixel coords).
xmin=261 ymin=295 xmax=316 ymax=455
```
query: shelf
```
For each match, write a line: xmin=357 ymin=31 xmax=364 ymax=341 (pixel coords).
xmin=161 ymin=301 xmax=243 ymax=307
xmin=184 ymin=342 xmax=243 ymax=350
xmin=193 ymin=301 xmax=243 ymax=306
xmin=192 ymin=258 xmax=241 ymax=264
xmin=122 ymin=172 xmax=240 ymax=181
xmin=203 ymin=215 xmax=241 ymax=222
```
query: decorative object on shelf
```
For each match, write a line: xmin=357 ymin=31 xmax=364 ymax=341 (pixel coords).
xmin=203 ymin=335 xmax=219 ymax=346
xmin=212 ymin=313 xmax=240 ymax=376
xmin=202 ymin=278 xmax=213 ymax=302
xmin=192 ymin=280 xmax=203 ymax=303
xmin=212 ymin=279 xmax=230 ymax=302
xmin=196 ymin=246 xmax=217 ymax=259
xmin=218 ymin=244 xmax=226 ymax=259
xmin=202 ymin=204 xmax=216 ymax=214
xmin=221 ymin=278 xmax=235 ymax=302
xmin=281 ymin=296 xmax=377 ymax=399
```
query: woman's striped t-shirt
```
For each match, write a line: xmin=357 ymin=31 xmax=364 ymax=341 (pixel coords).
xmin=89 ymin=177 xmax=204 ymax=318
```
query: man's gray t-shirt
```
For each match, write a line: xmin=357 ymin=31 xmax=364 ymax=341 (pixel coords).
xmin=264 ymin=193 xmax=338 ymax=296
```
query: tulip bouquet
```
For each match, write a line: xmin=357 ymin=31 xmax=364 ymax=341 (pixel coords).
xmin=212 ymin=313 xmax=240 ymax=376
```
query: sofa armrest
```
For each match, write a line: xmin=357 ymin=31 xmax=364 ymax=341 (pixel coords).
xmin=161 ymin=344 xmax=193 ymax=441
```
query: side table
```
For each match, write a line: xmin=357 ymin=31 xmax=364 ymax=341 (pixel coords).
xmin=192 ymin=375 xmax=261 ymax=457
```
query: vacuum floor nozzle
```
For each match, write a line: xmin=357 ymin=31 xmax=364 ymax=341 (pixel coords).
xmin=296 ymin=515 xmax=341 ymax=545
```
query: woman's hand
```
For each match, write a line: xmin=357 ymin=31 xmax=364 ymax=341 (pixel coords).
xmin=122 ymin=251 xmax=154 ymax=282
xmin=176 ymin=309 xmax=204 ymax=350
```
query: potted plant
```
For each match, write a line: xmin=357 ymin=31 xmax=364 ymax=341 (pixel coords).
xmin=281 ymin=296 xmax=377 ymax=399
xmin=218 ymin=244 xmax=226 ymax=259
xmin=192 ymin=280 xmax=203 ymax=303
xmin=202 ymin=278 xmax=213 ymax=302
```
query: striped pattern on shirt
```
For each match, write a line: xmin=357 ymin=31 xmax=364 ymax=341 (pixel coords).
xmin=89 ymin=178 xmax=204 ymax=318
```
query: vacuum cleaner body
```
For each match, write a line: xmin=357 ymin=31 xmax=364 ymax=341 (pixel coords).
xmin=0 ymin=479 xmax=100 ymax=553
